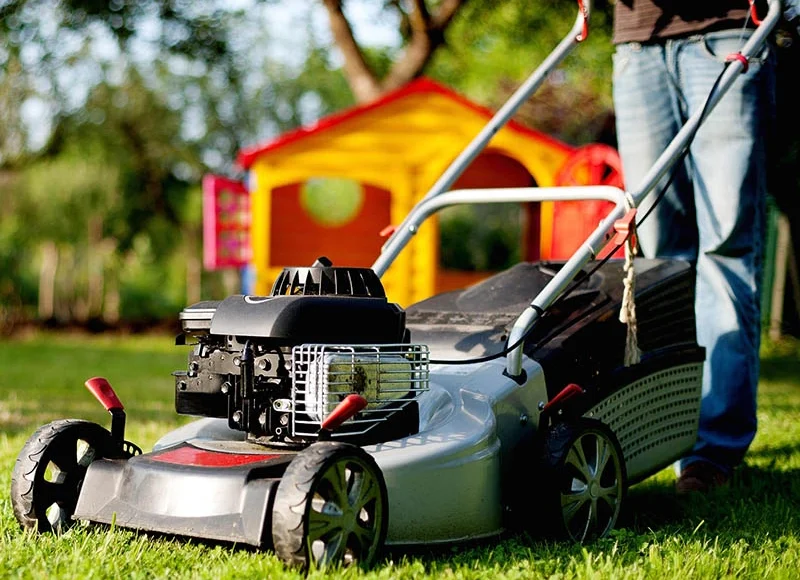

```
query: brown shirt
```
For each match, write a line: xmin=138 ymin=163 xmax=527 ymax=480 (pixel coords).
xmin=613 ymin=0 xmax=756 ymax=44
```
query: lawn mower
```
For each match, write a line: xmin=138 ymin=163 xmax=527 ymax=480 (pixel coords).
xmin=10 ymin=0 xmax=782 ymax=571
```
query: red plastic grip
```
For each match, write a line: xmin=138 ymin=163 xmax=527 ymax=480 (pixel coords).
xmin=597 ymin=208 xmax=638 ymax=261
xmin=725 ymin=52 xmax=749 ymax=73
xmin=321 ymin=394 xmax=368 ymax=431
xmin=577 ymin=0 xmax=589 ymax=41
xmin=85 ymin=377 xmax=124 ymax=411
xmin=749 ymin=0 xmax=762 ymax=25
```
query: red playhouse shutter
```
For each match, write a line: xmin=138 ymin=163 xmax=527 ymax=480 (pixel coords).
xmin=202 ymin=175 xmax=251 ymax=270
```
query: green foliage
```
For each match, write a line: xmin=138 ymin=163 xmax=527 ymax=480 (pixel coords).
xmin=0 ymin=1 xmax=364 ymax=325
xmin=4 ymin=69 xmax=204 ymax=323
xmin=426 ymin=1 xmax=618 ymax=268
xmin=21 ymin=157 xmax=121 ymax=242
xmin=116 ymin=234 xmax=189 ymax=321
xmin=1 ymin=332 xmax=800 ymax=578
xmin=1 ymin=0 xmax=239 ymax=67
xmin=0 ymin=172 xmax=36 ymax=311
xmin=770 ymin=40 xmax=800 ymax=222
xmin=428 ymin=0 xmax=616 ymax=144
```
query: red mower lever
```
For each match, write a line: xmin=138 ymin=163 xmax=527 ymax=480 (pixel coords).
xmin=85 ymin=377 xmax=124 ymax=411
xmin=321 ymin=394 xmax=368 ymax=432
xmin=85 ymin=377 xmax=127 ymax=448
xmin=542 ymin=383 xmax=584 ymax=416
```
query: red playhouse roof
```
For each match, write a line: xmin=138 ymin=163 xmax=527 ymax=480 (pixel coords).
xmin=236 ymin=77 xmax=571 ymax=169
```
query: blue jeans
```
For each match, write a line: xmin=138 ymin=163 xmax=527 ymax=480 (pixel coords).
xmin=613 ymin=30 xmax=776 ymax=474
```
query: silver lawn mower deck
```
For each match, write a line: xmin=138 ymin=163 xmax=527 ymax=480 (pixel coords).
xmin=10 ymin=0 xmax=782 ymax=571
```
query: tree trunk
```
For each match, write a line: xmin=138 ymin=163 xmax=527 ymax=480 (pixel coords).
xmin=323 ymin=0 xmax=468 ymax=103
xmin=223 ymin=269 xmax=240 ymax=296
xmin=185 ymin=226 xmax=202 ymax=306
xmin=321 ymin=0 xmax=382 ymax=102
xmin=103 ymin=269 xmax=120 ymax=324
xmin=87 ymin=214 xmax=104 ymax=318
xmin=60 ymin=246 xmax=83 ymax=322
xmin=38 ymin=241 xmax=58 ymax=320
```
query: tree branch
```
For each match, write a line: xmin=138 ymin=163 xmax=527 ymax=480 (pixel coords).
xmin=321 ymin=0 xmax=382 ymax=102
xmin=380 ymin=0 xmax=469 ymax=94
xmin=323 ymin=0 xmax=469 ymax=101
xmin=430 ymin=0 xmax=466 ymax=30
xmin=410 ymin=0 xmax=432 ymax=26
xmin=385 ymin=0 xmax=411 ymax=39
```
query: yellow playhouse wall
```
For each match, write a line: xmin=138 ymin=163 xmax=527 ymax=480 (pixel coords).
xmin=248 ymin=159 xmax=431 ymax=306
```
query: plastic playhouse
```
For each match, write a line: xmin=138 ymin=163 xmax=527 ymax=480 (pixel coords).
xmin=204 ymin=77 xmax=622 ymax=305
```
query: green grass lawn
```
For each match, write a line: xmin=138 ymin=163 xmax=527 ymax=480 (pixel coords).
xmin=2 ymin=331 xmax=800 ymax=579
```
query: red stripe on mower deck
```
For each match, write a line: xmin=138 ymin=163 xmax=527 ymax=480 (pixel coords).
xmin=151 ymin=446 xmax=282 ymax=467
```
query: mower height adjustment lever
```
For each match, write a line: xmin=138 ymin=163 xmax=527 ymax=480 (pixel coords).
xmin=85 ymin=376 xmax=136 ymax=456
xmin=539 ymin=382 xmax=585 ymax=427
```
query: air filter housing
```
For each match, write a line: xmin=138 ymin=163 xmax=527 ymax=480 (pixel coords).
xmin=270 ymin=256 xmax=386 ymax=298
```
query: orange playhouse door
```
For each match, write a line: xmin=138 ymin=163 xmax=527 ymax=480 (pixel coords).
xmin=269 ymin=182 xmax=391 ymax=268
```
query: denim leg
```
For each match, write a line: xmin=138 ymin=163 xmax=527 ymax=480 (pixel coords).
xmin=612 ymin=42 xmax=697 ymax=261
xmin=613 ymin=33 xmax=775 ymax=474
xmin=675 ymin=31 xmax=774 ymax=472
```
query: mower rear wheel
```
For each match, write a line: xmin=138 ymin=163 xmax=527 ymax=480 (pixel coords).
xmin=11 ymin=419 xmax=113 ymax=534
xmin=541 ymin=418 xmax=626 ymax=542
xmin=271 ymin=441 xmax=388 ymax=570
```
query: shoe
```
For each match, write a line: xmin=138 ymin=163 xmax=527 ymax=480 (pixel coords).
xmin=675 ymin=461 xmax=729 ymax=495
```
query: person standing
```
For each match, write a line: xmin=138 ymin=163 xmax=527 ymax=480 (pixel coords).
xmin=611 ymin=1 xmax=778 ymax=493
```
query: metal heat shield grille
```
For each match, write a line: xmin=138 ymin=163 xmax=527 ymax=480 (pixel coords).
xmin=291 ymin=344 xmax=430 ymax=437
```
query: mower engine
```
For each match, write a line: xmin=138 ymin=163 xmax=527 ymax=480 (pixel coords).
xmin=173 ymin=258 xmax=429 ymax=447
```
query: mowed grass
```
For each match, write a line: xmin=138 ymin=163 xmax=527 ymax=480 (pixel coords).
xmin=1 ymin=331 xmax=800 ymax=579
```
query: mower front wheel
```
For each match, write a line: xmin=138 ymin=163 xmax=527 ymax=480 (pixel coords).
xmin=11 ymin=419 xmax=113 ymax=534
xmin=271 ymin=441 xmax=388 ymax=570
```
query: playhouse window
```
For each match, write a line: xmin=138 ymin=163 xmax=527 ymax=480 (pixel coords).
xmin=300 ymin=178 xmax=365 ymax=227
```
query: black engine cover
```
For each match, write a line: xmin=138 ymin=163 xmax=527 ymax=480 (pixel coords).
xmin=209 ymin=294 xmax=407 ymax=345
